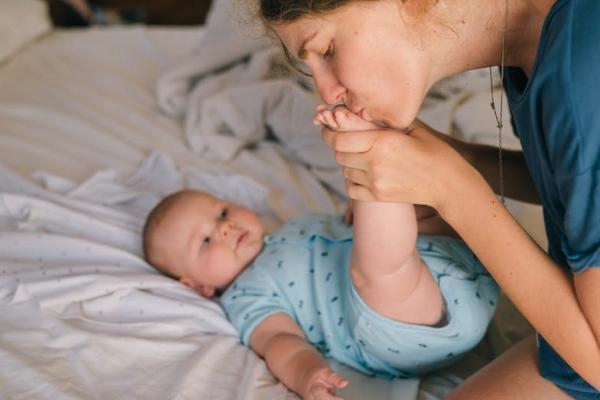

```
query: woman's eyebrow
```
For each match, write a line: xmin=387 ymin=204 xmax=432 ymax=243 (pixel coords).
xmin=297 ymin=31 xmax=318 ymax=60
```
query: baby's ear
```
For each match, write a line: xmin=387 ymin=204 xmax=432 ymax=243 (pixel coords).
xmin=180 ymin=277 xmax=216 ymax=298
xmin=198 ymin=285 xmax=216 ymax=298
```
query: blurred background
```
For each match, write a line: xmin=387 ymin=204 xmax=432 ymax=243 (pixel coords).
xmin=46 ymin=0 xmax=213 ymax=26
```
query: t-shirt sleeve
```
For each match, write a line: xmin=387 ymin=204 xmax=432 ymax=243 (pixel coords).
xmin=220 ymin=265 xmax=294 ymax=346
xmin=559 ymin=169 xmax=600 ymax=273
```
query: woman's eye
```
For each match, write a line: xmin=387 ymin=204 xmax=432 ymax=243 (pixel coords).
xmin=323 ymin=43 xmax=334 ymax=59
xmin=220 ymin=208 xmax=229 ymax=219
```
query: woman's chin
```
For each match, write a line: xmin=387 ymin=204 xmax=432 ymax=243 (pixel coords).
xmin=388 ymin=115 xmax=418 ymax=131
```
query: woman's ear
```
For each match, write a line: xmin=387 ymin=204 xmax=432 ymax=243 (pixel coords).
xmin=397 ymin=0 xmax=439 ymax=21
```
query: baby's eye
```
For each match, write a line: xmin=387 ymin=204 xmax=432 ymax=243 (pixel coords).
xmin=220 ymin=208 xmax=229 ymax=219
xmin=202 ymin=237 xmax=210 ymax=248
xmin=323 ymin=43 xmax=334 ymax=59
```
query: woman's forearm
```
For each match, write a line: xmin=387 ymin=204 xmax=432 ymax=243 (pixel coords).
xmin=439 ymin=169 xmax=600 ymax=388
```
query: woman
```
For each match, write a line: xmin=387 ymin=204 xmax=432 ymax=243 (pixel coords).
xmin=258 ymin=0 xmax=600 ymax=398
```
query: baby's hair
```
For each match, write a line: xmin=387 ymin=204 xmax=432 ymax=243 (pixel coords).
xmin=142 ymin=191 xmax=193 ymax=279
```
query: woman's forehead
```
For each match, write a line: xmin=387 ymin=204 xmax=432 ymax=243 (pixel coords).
xmin=274 ymin=17 xmax=331 ymax=57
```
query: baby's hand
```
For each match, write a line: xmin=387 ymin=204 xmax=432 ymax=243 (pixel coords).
xmin=313 ymin=104 xmax=379 ymax=132
xmin=301 ymin=365 xmax=348 ymax=400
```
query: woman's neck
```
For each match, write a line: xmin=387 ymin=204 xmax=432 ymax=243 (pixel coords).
xmin=427 ymin=0 xmax=556 ymax=83
xmin=505 ymin=0 xmax=556 ymax=76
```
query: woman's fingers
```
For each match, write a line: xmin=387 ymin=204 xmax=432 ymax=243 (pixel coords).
xmin=345 ymin=180 xmax=375 ymax=201
xmin=343 ymin=167 xmax=370 ymax=187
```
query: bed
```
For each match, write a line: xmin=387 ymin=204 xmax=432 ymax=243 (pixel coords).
xmin=0 ymin=1 xmax=543 ymax=398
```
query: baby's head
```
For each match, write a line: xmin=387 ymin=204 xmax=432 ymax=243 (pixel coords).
xmin=143 ymin=190 xmax=264 ymax=298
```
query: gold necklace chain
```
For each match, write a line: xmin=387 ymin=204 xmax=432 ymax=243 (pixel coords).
xmin=489 ymin=0 xmax=508 ymax=204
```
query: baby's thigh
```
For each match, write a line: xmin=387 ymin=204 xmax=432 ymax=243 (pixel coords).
xmin=351 ymin=259 xmax=443 ymax=325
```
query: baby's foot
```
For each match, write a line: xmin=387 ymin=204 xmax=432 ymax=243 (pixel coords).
xmin=313 ymin=104 xmax=379 ymax=132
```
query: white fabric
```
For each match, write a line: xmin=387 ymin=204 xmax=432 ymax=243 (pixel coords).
xmin=0 ymin=0 xmax=51 ymax=64
xmin=0 ymin=21 xmax=541 ymax=400
xmin=156 ymin=0 xmax=327 ymax=166
xmin=0 ymin=153 xmax=419 ymax=400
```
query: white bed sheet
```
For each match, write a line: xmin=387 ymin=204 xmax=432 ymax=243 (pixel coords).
xmin=0 ymin=26 xmax=539 ymax=400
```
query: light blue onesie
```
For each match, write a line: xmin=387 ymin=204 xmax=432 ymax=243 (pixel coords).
xmin=220 ymin=214 xmax=499 ymax=378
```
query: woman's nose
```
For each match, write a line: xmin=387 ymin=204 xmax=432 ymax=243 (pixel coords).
xmin=314 ymin=70 xmax=345 ymax=105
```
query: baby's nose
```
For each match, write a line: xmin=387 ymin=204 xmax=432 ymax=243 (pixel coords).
xmin=217 ymin=220 xmax=235 ymax=238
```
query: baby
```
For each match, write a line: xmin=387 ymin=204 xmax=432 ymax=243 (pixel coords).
xmin=143 ymin=108 xmax=498 ymax=400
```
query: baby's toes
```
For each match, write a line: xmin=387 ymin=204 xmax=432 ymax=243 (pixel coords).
xmin=334 ymin=109 xmax=377 ymax=131
xmin=323 ymin=110 xmax=339 ymax=129
xmin=333 ymin=109 xmax=352 ymax=130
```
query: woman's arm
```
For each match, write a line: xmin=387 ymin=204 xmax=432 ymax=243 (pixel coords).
xmin=250 ymin=313 xmax=348 ymax=399
xmin=441 ymin=167 xmax=600 ymax=389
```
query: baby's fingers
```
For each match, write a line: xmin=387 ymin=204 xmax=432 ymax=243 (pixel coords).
xmin=307 ymin=385 xmax=344 ymax=400
xmin=324 ymin=371 xmax=348 ymax=388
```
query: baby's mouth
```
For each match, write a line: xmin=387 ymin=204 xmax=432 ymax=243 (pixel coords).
xmin=236 ymin=231 xmax=248 ymax=248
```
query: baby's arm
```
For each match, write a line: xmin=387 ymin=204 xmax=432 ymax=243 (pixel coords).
xmin=251 ymin=313 xmax=347 ymax=399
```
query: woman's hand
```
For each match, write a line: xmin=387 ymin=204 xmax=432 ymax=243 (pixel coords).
xmin=322 ymin=123 xmax=476 ymax=213
xmin=301 ymin=365 xmax=348 ymax=400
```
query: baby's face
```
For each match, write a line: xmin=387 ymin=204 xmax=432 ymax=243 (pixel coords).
xmin=156 ymin=191 xmax=264 ymax=296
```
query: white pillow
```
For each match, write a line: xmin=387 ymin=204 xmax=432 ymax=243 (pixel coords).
xmin=0 ymin=0 xmax=51 ymax=63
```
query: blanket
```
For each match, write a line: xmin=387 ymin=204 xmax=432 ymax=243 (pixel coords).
xmin=0 ymin=154 xmax=421 ymax=399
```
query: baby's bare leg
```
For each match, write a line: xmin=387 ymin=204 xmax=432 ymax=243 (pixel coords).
xmin=318 ymin=106 xmax=444 ymax=325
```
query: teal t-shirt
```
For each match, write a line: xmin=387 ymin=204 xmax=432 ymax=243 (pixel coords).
xmin=504 ymin=0 xmax=600 ymax=396
xmin=505 ymin=0 xmax=600 ymax=274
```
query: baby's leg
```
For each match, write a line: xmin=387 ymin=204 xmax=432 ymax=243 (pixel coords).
xmin=351 ymin=202 xmax=443 ymax=325
xmin=317 ymin=106 xmax=443 ymax=325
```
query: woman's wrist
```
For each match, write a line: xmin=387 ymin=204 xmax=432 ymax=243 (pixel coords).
xmin=437 ymin=165 xmax=496 ymax=232
xmin=434 ymin=153 xmax=491 ymax=223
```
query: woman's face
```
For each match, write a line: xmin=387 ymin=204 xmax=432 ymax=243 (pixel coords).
xmin=273 ymin=0 xmax=436 ymax=129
